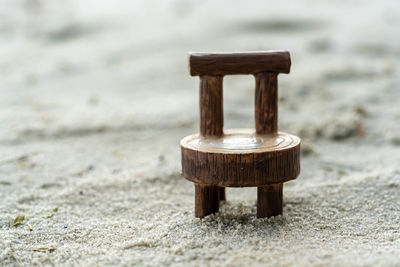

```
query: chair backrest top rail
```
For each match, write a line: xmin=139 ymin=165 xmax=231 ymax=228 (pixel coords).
xmin=189 ymin=50 xmax=291 ymax=76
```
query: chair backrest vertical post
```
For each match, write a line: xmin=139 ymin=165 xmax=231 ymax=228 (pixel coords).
xmin=199 ymin=75 xmax=223 ymax=137
xmin=254 ymin=72 xmax=278 ymax=134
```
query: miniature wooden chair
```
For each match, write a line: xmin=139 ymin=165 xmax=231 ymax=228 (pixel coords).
xmin=181 ymin=51 xmax=300 ymax=218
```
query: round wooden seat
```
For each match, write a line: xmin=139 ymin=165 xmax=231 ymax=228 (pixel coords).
xmin=181 ymin=129 xmax=300 ymax=187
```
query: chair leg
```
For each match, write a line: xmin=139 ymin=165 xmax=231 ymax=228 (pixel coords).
xmin=219 ymin=187 xmax=226 ymax=201
xmin=195 ymin=184 xmax=219 ymax=218
xmin=257 ymin=183 xmax=283 ymax=218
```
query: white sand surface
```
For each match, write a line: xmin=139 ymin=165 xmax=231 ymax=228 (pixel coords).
xmin=1 ymin=0 xmax=399 ymax=266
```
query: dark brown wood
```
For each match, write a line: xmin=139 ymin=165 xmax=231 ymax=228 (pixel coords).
xmin=181 ymin=131 xmax=300 ymax=187
xmin=181 ymin=50 xmax=300 ymax=218
xmin=195 ymin=184 xmax=219 ymax=218
xmin=257 ymin=184 xmax=283 ymax=218
xmin=200 ymin=75 xmax=223 ymax=137
xmin=219 ymin=187 xmax=225 ymax=201
xmin=189 ymin=51 xmax=291 ymax=76
xmin=255 ymin=72 xmax=278 ymax=134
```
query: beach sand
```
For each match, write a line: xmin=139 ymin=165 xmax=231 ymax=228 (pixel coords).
xmin=1 ymin=0 xmax=399 ymax=266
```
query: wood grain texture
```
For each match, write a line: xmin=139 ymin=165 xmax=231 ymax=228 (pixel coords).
xmin=255 ymin=72 xmax=278 ymax=134
xmin=181 ymin=50 xmax=300 ymax=218
xmin=200 ymin=75 xmax=223 ymax=137
xmin=181 ymin=133 xmax=300 ymax=187
xmin=257 ymin=184 xmax=283 ymax=218
xmin=189 ymin=51 xmax=291 ymax=76
xmin=195 ymin=184 xmax=219 ymax=218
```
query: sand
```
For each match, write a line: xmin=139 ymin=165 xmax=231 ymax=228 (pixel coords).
xmin=1 ymin=0 xmax=399 ymax=266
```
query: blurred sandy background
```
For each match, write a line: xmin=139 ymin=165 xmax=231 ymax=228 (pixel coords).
xmin=1 ymin=0 xmax=399 ymax=266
